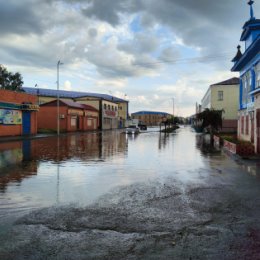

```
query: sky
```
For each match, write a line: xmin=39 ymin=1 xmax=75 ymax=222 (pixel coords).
xmin=1 ymin=0 xmax=259 ymax=117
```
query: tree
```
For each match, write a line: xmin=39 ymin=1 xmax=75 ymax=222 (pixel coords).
xmin=196 ymin=108 xmax=223 ymax=132
xmin=0 ymin=65 xmax=24 ymax=91
xmin=196 ymin=108 xmax=223 ymax=144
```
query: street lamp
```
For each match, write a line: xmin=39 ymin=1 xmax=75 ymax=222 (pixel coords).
xmin=57 ymin=60 xmax=63 ymax=135
xmin=172 ymin=98 xmax=174 ymax=116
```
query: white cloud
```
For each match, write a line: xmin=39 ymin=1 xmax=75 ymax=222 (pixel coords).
xmin=63 ymin=80 xmax=72 ymax=91
xmin=95 ymin=79 xmax=127 ymax=88
xmin=0 ymin=0 xmax=255 ymax=116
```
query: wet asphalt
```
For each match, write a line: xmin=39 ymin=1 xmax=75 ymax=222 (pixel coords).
xmin=0 ymin=127 xmax=260 ymax=260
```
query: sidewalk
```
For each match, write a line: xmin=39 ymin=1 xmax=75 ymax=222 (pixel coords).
xmin=0 ymin=128 xmax=124 ymax=144
xmin=0 ymin=133 xmax=56 ymax=143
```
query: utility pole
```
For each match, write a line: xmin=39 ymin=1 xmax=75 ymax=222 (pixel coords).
xmin=172 ymin=98 xmax=174 ymax=116
xmin=57 ymin=60 xmax=63 ymax=135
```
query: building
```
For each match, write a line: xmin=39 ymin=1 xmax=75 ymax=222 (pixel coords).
xmin=0 ymin=89 xmax=38 ymax=137
xmin=38 ymin=100 xmax=99 ymax=132
xmin=23 ymin=87 xmax=129 ymax=130
xmin=131 ymin=111 xmax=172 ymax=126
xmin=231 ymin=1 xmax=260 ymax=153
xmin=75 ymin=96 xmax=119 ymax=130
xmin=201 ymin=77 xmax=239 ymax=132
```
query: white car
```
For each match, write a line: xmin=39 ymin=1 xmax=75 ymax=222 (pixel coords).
xmin=125 ymin=125 xmax=140 ymax=134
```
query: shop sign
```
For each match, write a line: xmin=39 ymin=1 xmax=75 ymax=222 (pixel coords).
xmin=68 ymin=109 xmax=84 ymax=116
xmin=85 ymin=111 xmax=97 ymax=117
xmin=0 ymin=109 xmax=22 ymax=125
xmin=104 ymin=110 xmax=117 ymax=117
xmin=22 ymin=104 xmax=39 ymax=110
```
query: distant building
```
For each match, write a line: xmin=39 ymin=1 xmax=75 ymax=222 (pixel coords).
xmin=23 ymin=87 xmax=128 ymax=130
xmin=131 ymin=111 xmax=171 ymax=126
xmin=0 ymin=89 xmax=38 ymax=137
xmin=201 ymin=77 xmax=240 ymax=132
xmin=231 ymin=1 xmax=260 ymax=153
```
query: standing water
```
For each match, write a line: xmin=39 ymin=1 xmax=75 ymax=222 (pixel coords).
xmin=0 ymin=127 xmax=260 ymax=260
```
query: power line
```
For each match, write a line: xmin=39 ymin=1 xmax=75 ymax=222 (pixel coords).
xmin=7 ymin=50 xmax=235 ymax=77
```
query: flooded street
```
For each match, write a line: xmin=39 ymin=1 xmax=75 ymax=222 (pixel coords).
xmin=0 ymin=127 xmax=260 ymax=259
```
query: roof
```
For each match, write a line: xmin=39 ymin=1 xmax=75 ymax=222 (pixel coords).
xmin=241 ymin=19 xmax=260 ymax=41
xmin=80 ymin=104 xmax=98 ymax=112
xmin=231 ymin=36 xmax=260 ymax=71
xmin=22 ymin=87 xmax=128 ymax=103
xmin=40 ymin=99 xmax=98 ymax=111
xmin=211 ymin=77 xmax=240 ymax=86
xmin=60 ymin=100 xmax=85 ymax=109
xmin=231 ymin=45 xmax=242 ymax=63
xmin=131 ymin=111 xmax=171 ymax=116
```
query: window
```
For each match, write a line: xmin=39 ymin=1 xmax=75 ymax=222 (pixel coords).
xmin=242 ymin=71 xmax=252 ymax=105
xmin=104 ymin=104 xmax=107 ymax=109
xmin=218 ymin=91 xmax=223 ymax=101
xmin=108 ymin=105 xmax=110 ymax=110
xmin=255 ymin=62 xmax=260 ymax=88
xmin=245 ymin=115 xmax=249 ymax=135
xmin=71 ymin=116 xmax=77 ymax=127
xmin=241 ymin=116 xmax=244 ymax=134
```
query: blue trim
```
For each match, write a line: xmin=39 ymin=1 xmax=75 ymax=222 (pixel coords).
xmin=22 ymin=87 xmax=128 ymax=103
xmin=251 ymin=67 xmax=255 ymax=102
xmin=132 ymin=111 xmax=171 ymax=116
xmin=0 ymin=102 xmax=21 ymax=110
xmin=231 ymin=37 xmax=260 ymax=71
xmin=249 ymin=87 xmax=260 ymax=95
xmin=239 ymin=78 xmax=243 ymax=110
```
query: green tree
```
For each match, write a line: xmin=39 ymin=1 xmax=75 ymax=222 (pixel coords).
xmin=196 ymin=108 xmax=223 ymax=131
xmin=0 ymin=65 xmax=24 ymax=91
xmin=196 ymin=108 xmax=223 ymax=143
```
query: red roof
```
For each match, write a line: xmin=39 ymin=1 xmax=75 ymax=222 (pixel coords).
xmin=40 ymin=99 xmax=98 ymax=112
xmin=81 ymin=104 xmax=98 ymax=112
xmin=60 ymin=100 xmax=84 ymax=109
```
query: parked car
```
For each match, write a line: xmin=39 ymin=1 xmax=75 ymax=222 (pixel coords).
xmin=138 ymin=123 xmax=147 ymax=130
xmin=125 ymin=125 xmax=140 ymax=134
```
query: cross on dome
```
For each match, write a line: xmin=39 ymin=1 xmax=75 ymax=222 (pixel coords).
xmin=248 ymin=0 xmax=255 ymax=20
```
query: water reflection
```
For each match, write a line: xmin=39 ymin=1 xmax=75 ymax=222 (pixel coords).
xmin=158 ymin=132 xmax=169 ymax=150
xmin=195 ymin=134 xmax=221 ymax=155
xmin=0 ymin=131 xmax=128 ymax=193
xmin=0 ymin=127 xmax=259 ymax=232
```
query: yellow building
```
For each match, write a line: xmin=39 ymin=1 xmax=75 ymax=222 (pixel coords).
xmin=76 ymin=96 xmax=119 ymax=130
xmin=201 ymin=77 xmax=240 ymax=132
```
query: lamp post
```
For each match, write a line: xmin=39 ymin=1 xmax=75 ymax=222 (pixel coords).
xmin=57 ymin=60 xmax=63 ymax=135
xmin=172 ymin=98 xmax=174 ymax=117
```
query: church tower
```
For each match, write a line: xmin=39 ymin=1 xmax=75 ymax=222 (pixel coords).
xmin=231 ymin=1 xmax=260 ymax=153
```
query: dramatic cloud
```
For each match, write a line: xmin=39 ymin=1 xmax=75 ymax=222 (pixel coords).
xmin=0 ymin=1 xmax=44 ymax=36
xmin=0 ymin=0 xmax=257 ymax=115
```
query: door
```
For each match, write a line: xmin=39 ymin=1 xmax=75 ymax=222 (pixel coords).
xmin=251 ymin=116 xmax=254 ymax=143
xmin=22 ymin=111 xmax=31 ymax=135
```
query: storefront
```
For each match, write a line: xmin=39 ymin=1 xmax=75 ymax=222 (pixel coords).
xmin=38 ymin=100 xmax=99 ymax=132
xmin=102 ymin=105 xmax=118 ymax=130
xmin=0 ymin=90 xmax=38 ymax=137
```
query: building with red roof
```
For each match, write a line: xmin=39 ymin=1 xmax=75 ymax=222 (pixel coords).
xmin=38 ymin=100 xmax=99 ymax=132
